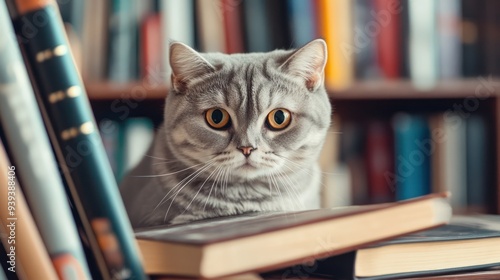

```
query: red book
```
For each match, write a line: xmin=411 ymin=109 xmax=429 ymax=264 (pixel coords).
xmin=373 ymin=0 xmax=401 ymax=78
xmin=365 ymin=121 xmax=395 ymax=203
xmin=221 ymin=0 xmax=244 ymax=53
xmin=141 ymin=13 xmax=161 ymax=79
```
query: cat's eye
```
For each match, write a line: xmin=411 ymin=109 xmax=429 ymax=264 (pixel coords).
xmin=266 ymin=109 xmax=291 ymax=130
xmin=205 ymin=108 xmax=231 ymax=129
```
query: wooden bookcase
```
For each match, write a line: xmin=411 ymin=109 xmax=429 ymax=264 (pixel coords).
xmin=86 ymin=79 xmax=500 ymax=214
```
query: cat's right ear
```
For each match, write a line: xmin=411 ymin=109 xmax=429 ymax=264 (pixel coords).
xmin=169 ymin=42 xmax=216 ymax=92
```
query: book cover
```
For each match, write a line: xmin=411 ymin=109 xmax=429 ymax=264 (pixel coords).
xmin=140 ymin=12 xmax=162 ymax=79
xmin=266 ymin=0 xmax=290 ymax=50
xmin=9 ymin=1 xmax=146 ymax=279
xmin=461 ymin=0 xmax=483 ymax=77
xmin=135 ymin=193 xmax=451 ymax=278
xmin=0 ymin=142 xmax=59 ymax=280
xmin=0 ymin=1 xmax=91 ymax=278
xmin=392 ymin=113 xmax=431 ymax=200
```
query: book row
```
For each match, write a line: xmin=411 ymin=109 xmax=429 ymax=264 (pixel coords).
xmin=322 ymin=112 xmax=494 ymax=213
xmin=57 ymin=0 xmax=500 ymax=89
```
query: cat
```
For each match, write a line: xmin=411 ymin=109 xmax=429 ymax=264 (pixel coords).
xmin=120 ymin=39 xmax=332 ymax=227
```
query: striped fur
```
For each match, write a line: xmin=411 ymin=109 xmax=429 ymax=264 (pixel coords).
xmin=120 ymin=40 xmax=331 ymax=227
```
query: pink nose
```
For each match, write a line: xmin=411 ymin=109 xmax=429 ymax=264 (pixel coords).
xmin=237 ymin=146 xmax=256 ymax=157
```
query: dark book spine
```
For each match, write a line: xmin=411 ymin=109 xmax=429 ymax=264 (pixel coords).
xmin=10 ymin=2 xmax=146 ymax=279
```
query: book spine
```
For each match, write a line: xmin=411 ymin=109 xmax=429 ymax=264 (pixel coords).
xmin=9 ymin=1 xmax=146 ymax=279
xmin=353 ymin=0 xmax=378 ymax=79
xmin=0 ymin=1 xmax=91 ymax=279
xmin=374 ymin=0 xmax=401 ymax=79
xmin=437 ymin=0 xmax=461 ymax=79
xmin=0 ymin=142 xmax=59 ymax=280
xmin=196 ymin=0 xmax=226 ymax=52
xmin=365 ymin=121 xmax=395 ymax=203
xmin=287 ymin=0 xmax=317 ymax=48
xmin=392 ymin=113 xmax=431 ymax=200
xmin=107 ymin=0 xmax=138 ymax=82
xmin=317 ymin=0 xmax=354 ymax=90
xmin=221 ymin=0 xmax=244 ymax=53
xmin=160 ymin=0 xmax=195 ymax=83
xmin=466 ymin=115 xmax=489 ymax=212
xmin=408 ymin=0 xmax=438 ymax=87
xmin=242 ymin=0 xmax=272 ymax=52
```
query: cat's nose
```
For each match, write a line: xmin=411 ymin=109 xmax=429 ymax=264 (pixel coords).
xmin=237 ymin=146 xmax=256 ymax=157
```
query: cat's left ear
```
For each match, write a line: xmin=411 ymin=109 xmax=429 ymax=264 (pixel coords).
xmin=279 ymin=39 xmax=327 ymax=92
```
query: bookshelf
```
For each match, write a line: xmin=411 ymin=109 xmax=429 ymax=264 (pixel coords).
xmin=86 ymin=79 xmax=500 ymax=215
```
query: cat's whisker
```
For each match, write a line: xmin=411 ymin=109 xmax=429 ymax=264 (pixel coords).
xmin=152 ymin=159 xmax=215 ymax=212
xmin=182 ymin=164 xmax=221 ymax=215
xmin=202 ymin=166 xmax=224 ymax=211
xmin=269 ymin=172 xmax=286 ymax=211
xmin=276 ymin=168 xmax=304 ymax=210
xmin=163 ymin=161 xmax=217 ymax=222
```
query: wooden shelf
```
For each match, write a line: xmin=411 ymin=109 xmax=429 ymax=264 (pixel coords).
xmin=85 ymin=79 xmax=500 ymax=100
xmin=85 ymin=82 xmax=168 ymax=100
xmin=330 ymin=79 xmax=500 ymax=100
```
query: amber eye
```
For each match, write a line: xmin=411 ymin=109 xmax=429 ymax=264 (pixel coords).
xmin=205 ymin=108 xmax=231 ymax=129
xmin=266 ymin=108 xmax=291 ymax=130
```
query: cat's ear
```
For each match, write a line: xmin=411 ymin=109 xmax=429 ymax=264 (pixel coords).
xmin=169 ymin=42 xmax=216 ymax=92
xmin=279 ymin=39 xmax=327 ymax=92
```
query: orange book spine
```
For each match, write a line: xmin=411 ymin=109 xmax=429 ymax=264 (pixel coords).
xmin=317 ymin=0 xmax=354 ymax=90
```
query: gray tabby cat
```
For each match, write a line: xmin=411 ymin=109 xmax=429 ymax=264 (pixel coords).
xmin=120 ymin=39 xmax=331 ymax=227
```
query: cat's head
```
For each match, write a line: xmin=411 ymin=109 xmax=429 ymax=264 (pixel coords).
xmin=163 ymin=39 xmax=331 ymax=180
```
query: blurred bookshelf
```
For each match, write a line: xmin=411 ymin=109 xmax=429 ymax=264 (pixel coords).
xmin=58 ymin=0 xmax=500 ymax=215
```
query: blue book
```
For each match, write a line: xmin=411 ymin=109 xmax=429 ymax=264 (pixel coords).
xmin=287 ymin=0 xmax=316 ymax=48
xmin=392 ymin=113 xmax=431 ymax=200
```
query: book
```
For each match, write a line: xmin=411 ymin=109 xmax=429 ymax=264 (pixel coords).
xmin=287 ymin=0 xmax=317 ymax=48
xmin=107 ymin=0 xmax=138 ymax=82
xmin=135 ymin=193 xmax=451 ymax=278
xmin=160 ymin=0 xmax=195 ymax=82
xmin=9 ymin=0 xmax=146 ymax=279
xmin=466 ymin=115 xmax=491 ymax=213
xmin=365 ymin=121 xmax=394 ymax=203
xmin=266 ymin=0 xmax=290 ymax=50
xmin=0 ymin=1 xmax=91 ymax=278
xmin=408 ymin=0 xmax=438 ymax=88
xmin=242 ymin=0 xmax=272 ymax=52
xmin=461 ymin=0 xmax=482 ymax=77
xmin=374 ymin=0 xmax=401 ymax=79
xmin=196 ymin=0 xmax=226 ymax=53
xmin=482 ymin=0 xmax=500 ymax=76
xmin=140 ymin=11 xmax=162 ymax=79
xmin=317 ymin=0 xmax=354 ymax=90
xmin=392 ymin=113 xmax=431 ymax=200
xmin=353 ymin=0 xmax=379 ymax=80
xmin=81 ymin=0 xmax=108 ymax=81
xmin=342 ymin=215 xmax=500 ymax=279
xmin=437 ymin=0 xmax=461 ymax=79
xmin=0 ymin=141 xmax=59 ymax=280
xmin=221 ymin=0 xmax=245 ymax=54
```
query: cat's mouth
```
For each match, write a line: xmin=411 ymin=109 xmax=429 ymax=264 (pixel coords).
xmin=239 ymin=160 xmax=257 ymax=170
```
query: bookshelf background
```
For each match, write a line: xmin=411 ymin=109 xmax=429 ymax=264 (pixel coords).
xmin=57 ymin=0 xmax=500 ymax=214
